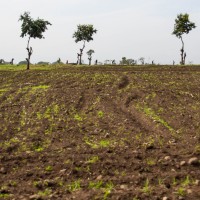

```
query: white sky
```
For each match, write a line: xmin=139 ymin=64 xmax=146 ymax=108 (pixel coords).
xmin=0 ymin=0 xmax=200 ymax=64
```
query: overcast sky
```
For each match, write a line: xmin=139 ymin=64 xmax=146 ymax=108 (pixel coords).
xmin=0 ymin=0 xmax=200 ymax=64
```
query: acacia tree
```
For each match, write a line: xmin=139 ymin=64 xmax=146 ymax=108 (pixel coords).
xmin=87 ymin=49 xmax=95 ymax=65
xmin=172 ymin=13 xmax=196 ymax=65
xmin=19 ymin=12 xmax=52 ymax=70
xmin=73 ymin=24 xmax=97 ymax=65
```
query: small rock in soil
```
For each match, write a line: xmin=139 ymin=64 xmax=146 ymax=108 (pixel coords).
xmin=164 ymin=156 xmax=171 ymax=161
xmin=0 ymin=167 xmax=6 ymax=174
xmin=120 ymin=185 xmax=128 ymax=190
xmin=194 ymin=179 xmax=200 ymax=186
xmin=180 ymin=161 xmax=186 ymax=166
xmin=188 ymin=157 xmax=199 ymax=165
xmin=59 ymin=169 xmax=67 ymax=174
xmin=29 ymin=194 xmax=42 ymax=200
xmin=96 ymin=175 xmax=102 ymax=180
xmin=187 ymin=189 xmax=192 ymax=194
xmin=162 ymin=197 xmax=169 ymax=200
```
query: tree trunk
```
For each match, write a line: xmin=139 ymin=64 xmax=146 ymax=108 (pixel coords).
xmin=79 ymin=41 xmax=85 ymax=65
xmin=88 ymin=58 xmax=92 ymax=65
xmin=26 ymin=37 xmax=33 ymax=70
xmin=180 ymin=36 xmax=185 ymax=65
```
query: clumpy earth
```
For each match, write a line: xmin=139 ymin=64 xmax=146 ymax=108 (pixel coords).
xmin=0 ymin=65 xmax=200 ymax=200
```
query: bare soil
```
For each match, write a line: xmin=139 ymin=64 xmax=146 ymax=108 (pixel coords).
xmin=0 ymin=65 xmax=200 ymax=200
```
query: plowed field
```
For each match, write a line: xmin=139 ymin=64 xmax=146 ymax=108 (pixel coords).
xmin=0 ymin=65 xmax=200 ymax=200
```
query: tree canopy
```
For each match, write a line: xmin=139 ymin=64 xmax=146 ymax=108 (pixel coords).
xmin=172 ymin=13 xmax=196 ymax=38
xmin=19 ymin=12 xmax=52 ymax=39
xmin=73 ymin=24 xmax=97 ymax=43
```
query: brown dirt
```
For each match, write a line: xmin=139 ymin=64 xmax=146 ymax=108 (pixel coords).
xmin=0 ymin=65 xmax=200 ymax=200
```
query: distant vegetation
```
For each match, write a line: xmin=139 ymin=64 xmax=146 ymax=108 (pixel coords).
xmin=1 ymin=12 xmax=197 ymax=69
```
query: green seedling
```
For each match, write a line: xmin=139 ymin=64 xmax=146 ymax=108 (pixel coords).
xmin=146 ymin=158 xmax=156 ymax=166
xmin=31 ymin=85 xmax=49 ymax=91
xmin=145 ymin=92 xmax=156 ymax=100
xmin=45 ymin=165 xmax=53 ymax=172
xmin=135 ymin=132 xmax=143 ymax=140
xmin=142 ymin=179 xmax=152 ymax=194
xmin=181 ymin=176 xmax=191 ymax=187
xmin=36 ymin=112 xmax=42 ymax=120
xmin=176 ymin=187 xmax=186 ymax=197
xmin=67 ymin=180 xmax=81 ymax=192
xmin=172 ymin=177 xmax=178 ymax=186
xmin=38 ymin=188 xmax=52 ymax=196
xmin=0 ymin=194 xmax=10 ymax=198
xmin=84 ymin=137 xmax=98 ymax=149
xmin=88 ymin=180 xmax=103 ymax=189
xmin=99 ymin=140 xmax=110 ymax=148
xmin=53 ymin=104 xmax=59 ymax=115
xmin=35 ymin=146 xmax=44 ymax=152
xmin=194 ymin=144 xmax=200 ymax=154
xmin=158 ymin=178 xmax=164 ymax=186
xmin=103 ymin=181 xmax=114 ymax=200
xmin=9 ymin=181 xmax=17 ymax=187
xmin=74 ymin=114 xmax=83 ymax=122
xmin=86 ymin=156 xmax=99 ymax=164
xmin=98 ymin=111 xmax=104 ymax=118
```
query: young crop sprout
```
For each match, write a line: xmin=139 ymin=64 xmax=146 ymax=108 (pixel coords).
xmin=172 ymin=13 xmax=196 ymax=65
xmin=19 ymin=12 xmax=52 ymax=70
xmin=73 ymin=24 xmax=97 ymax=65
